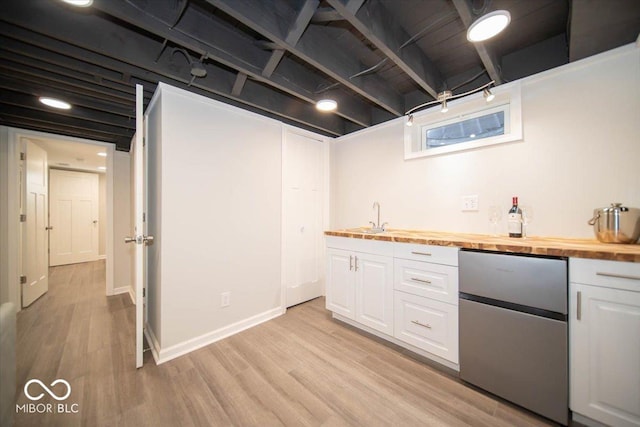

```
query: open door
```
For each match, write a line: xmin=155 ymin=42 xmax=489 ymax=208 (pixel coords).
xmin=21 ymin=139 xmax=49 ymax=307
xmin=126 ymin=84 xmax=152 ymax=368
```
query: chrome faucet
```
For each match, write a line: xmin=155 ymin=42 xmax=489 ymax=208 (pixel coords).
xmin=369 ymin=202 xmax=388 ymax=233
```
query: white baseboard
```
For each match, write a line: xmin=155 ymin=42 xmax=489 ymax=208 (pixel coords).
xmin=127 ymin=287 xmax=135 ymax=305
xmin=153 ymin=306 xmax=285 ymax=365
xmin=112 ymin=286 xmax=130 ymax=296
xmin=144 ymin=324 xmax=160 ymax=365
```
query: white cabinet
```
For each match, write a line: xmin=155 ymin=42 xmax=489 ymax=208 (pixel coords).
xmin=326 ymin=238 xmax=394 ymax=335
xmin=570 ymin=258 xmax=640 ymax=427
xmin=394 ymin=291 xmax=458 ymax=363
xmin=326 ymin=249 xmax=356 ymax=318
xmin=393 ymin=244 xmax=459 ymax=365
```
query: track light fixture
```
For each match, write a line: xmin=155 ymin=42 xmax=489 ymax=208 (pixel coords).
xmin=483 ymin=87 xmax=495 ymax=102
xmin=406 ymin=114 xmax=414 ymax=126
xmin=404 ymin=81 xmax=495 ymax=125
xmin=437 ymin=90 xmax=452 ymax=113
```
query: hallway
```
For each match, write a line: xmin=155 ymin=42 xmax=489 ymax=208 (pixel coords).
xmin=15 ymin=260 xmax=553 ymax=426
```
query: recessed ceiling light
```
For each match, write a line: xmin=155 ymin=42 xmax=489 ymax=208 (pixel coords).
xmin=316 ymin=99 xmax=337 ymax=112
xmin=61 ymin=0 xmax=94 ymax=7
xmin=97 ymin=152 xmax=107 ymax=157
xmin=467 ymin=10 xmax=511 ymax=42
xmin=39 ymin=97 xmax=72 ymax=110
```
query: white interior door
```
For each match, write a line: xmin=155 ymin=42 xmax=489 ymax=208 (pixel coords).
xmin=128 ymin=84 xmax=148 ymax=368
xmin=22 ymin=139 xmax=49 ymax=307
xmin=49 ymin=169 xmax=99 ymax=266
xmin=283 ymin=131 xmax=324 ymax=307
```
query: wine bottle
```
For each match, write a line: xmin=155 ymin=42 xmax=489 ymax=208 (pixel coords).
xmin=508 ymin=196 xmax=523 ymax=238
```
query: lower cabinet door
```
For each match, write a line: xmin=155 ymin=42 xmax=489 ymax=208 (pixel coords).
xmin=355 ymin=252 xmax=394 ymax=335
xmin=326 ymin=248 xmax=355 ymax=319
xmin=570 ymin=283 xmax=640 ymax=427
xmin=394 ymin=291 xmax=458 ymax=363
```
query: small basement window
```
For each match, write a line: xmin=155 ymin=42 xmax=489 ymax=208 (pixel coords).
xmin=404 ymin=82 xmax=522 ymax=159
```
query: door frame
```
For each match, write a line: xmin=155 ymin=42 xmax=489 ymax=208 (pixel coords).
xmin=4 ymin=127 xmax=116 ymax=311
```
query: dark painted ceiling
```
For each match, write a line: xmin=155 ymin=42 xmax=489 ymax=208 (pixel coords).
xmin=1 ymin=0 xmax=639 ymax=151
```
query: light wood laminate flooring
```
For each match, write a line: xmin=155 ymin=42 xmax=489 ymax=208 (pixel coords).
xmin=15 ymin=260 xmax=557 ymax=426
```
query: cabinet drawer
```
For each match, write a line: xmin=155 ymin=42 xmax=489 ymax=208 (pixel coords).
xmin=393 ymin=243 xmax=459 ymax=266
xmin=570 ymin=258 xmax=640 ymax=292
xmin=394 ymin=291 xmax=458 ymax=364
xmin=394 ymin=258 xmax=458 ymax=304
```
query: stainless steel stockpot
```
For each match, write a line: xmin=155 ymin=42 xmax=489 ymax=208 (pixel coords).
xmin=588 ymin=203 xmax=640 ymax=244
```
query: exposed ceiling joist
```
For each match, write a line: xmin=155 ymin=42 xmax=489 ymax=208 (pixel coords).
xmin=326 ymin=0 xmax=444 ymax=99
xmin=91 ymin=0 xmax=371 ymax=127
xmin=262 ymin=0 xmax=319 ymax=78
xmin=0 ymin=2 xmax=347 ymax=136
xmin=451 ymin=0 xmax=503 ymax=84
xmin=206 ymin=0 xmax=405 ymax=116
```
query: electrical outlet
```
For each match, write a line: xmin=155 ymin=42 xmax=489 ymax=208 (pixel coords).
xmin=461 ymin=195 xmax=479 ymax=211
xmin=221 ymin=291 xmax=231 ymax=308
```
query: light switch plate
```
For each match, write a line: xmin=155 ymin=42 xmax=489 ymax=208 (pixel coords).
xmin=461 ymin=195 xmax=479 ymax=211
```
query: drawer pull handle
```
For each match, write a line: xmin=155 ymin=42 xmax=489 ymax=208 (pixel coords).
xmin=411 ymin=320 xmax=432 ymax=329
xmin=596 ymin=272 xmax=640 ymax=281
xmin=410 ymin=277 xmax=432 ymax=284
xmin=411 ymin=251 xmax=432 ymax=256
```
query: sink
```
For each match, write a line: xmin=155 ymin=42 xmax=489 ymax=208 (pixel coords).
xmin=362 ymin=227 xmax=386 ymax=234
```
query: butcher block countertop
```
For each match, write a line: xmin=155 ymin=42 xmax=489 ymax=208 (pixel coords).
xmin=324 ymin=228 xmax=640 ymax=263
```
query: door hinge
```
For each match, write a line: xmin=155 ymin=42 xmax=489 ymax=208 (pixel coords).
xmin=20 ymin=152 xmax=25 ymax=161
xmin=20 ymin=275 xmax=27 ymax=284
xmin=20 ymin=214 xmax=27 ymax=222
xmin=143 ymin=212 xmax=146 ymax=222
xmin=143 ymin=288 xmax=146 ymax=297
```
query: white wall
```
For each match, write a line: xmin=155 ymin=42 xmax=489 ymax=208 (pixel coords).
xmin=113 ymin=151 xmax=132 ymax=292
xmin=146 ymin=90 xmax=162 ymax=347
xmin=331 ymin=45 xmax=640 ymax=239
xmin=148 ymin=84 xmax=283 ymax=360
xmin=98 ymin=173 xmax=106 ymax=257
xmin=0 ymin=127 xmax=10 ymax=305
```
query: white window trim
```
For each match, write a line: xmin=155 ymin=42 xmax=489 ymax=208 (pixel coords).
xmin=404 ymin=81 xmax=523 ymax=159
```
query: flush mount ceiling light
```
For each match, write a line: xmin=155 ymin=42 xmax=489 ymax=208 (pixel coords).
xmin=61 ymin=0 xmax=94 ymax=6
xmin=467 ymin=10 xmax=511 ymax=42
xmin=404 ymin=80 xmax=495 ymax=125
xmin=316 ymin=99 xmax=337 ymax=112
xmin=39 ymin=97 xmax=72 ymax=110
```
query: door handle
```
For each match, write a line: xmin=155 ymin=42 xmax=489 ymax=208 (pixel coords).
xmin=143 ymin=235 xmax=154 ymax=246
xmin=93 ymin=220 xmax=98 ymax=224
xmin=124 ymin=236 xmax=137 ymax=244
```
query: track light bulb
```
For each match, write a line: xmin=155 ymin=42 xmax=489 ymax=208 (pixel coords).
xmin=440 ymin=99 xmax=448 ymax=113
xmin=483 ymin=88 xmax=495 ymax=102
xmin=406 ymin=114 xmax=414 ymax=126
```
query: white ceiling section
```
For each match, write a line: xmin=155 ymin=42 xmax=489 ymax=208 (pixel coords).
xmin=33 ymin=138 xmax=107 ymax=172
xmin=0 ymin=0 xmax=639 ymax=152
